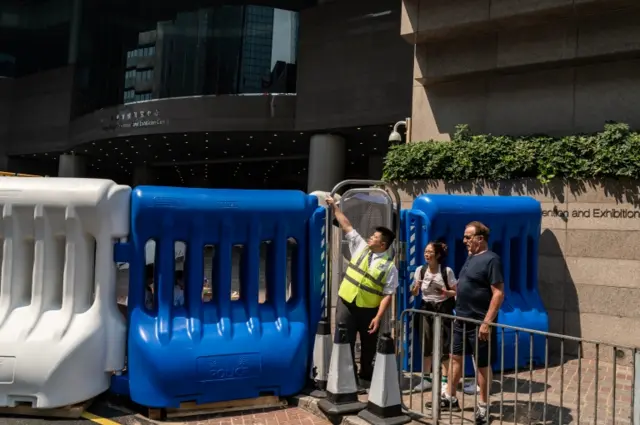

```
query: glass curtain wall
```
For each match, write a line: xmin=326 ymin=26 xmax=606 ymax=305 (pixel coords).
xmin=72 ymin=2 xmax=298 ymax=117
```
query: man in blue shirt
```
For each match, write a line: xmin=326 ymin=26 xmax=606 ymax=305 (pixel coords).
xmin=439 ymin=221 xmax=504 ymax=425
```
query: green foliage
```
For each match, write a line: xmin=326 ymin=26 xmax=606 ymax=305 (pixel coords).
xmin=382 ymin=123 xmax=640 ymax=183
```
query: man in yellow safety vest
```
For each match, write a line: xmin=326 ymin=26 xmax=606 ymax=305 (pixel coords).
xmin=326 ymin=196 xmax=398 ymax=388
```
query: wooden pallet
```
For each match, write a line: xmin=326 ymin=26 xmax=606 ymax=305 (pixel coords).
xmin=148 ymin=395 xmax=287 ymax=420
xmin=0 ymin=398 xmax=94 ymax=419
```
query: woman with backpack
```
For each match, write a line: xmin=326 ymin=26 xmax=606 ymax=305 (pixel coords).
xmin=411 ymin=241 xmax=457 ymax=393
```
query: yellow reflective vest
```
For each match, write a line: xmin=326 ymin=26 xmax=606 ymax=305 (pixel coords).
xmin=338 ymin=247 xmax=394 ymax=308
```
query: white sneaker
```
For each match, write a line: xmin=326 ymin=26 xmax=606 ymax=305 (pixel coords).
xmin=441 ymin=381 xmax=448 ymax=395
xmin=413 ymin=379 xmax=432 ymax=392
xmin=463 ymin=380 xmax=480 ymax=395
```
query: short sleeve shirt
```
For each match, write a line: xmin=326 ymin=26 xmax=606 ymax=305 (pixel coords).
xmin=454 ymin=251 xmax=504 ymax=320
xmin=414 ymin=265 xmax=457 ymax=303
xmin=344 ymin=230 xmax=399 ymax=295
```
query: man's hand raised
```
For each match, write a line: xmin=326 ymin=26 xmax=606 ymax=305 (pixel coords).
xmin=325 ymin=196 xmax=336 ymax=208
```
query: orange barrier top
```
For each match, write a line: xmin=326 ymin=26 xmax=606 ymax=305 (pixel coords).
xmin=0 ymin=171 xmax=42 ymax=177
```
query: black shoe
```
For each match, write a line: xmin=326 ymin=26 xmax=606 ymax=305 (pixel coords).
xmin=425 ymin=394 xmax=461 ymax=412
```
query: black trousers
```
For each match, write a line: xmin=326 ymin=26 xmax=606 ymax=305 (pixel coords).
xmin=334 ymin=296 xmax=379 ymax=381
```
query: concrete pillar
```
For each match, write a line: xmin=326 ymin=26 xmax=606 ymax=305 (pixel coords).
xmin=307 ymin=133 xmax=346 ymax=192
xmin=133 ymin=165 xmax=156 ymax=186
xmin=58 ymin=154 xmax=86 ymax=177
xmin=368 ymin=154 xmax=384 ymax=180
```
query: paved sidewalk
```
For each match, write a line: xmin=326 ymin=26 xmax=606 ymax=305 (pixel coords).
xmin=400 ymin=358 xmax=634 ymax=425
xmin=1 ymin=401 xmax=331 ymax=425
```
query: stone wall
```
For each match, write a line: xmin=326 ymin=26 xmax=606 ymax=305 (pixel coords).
xmin=395 ymin=178 xmax=640 ymax=360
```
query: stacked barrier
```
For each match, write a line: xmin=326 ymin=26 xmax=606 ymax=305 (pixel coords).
xmin=114 ymin=186 xmax=322 ymax=408
xmin=401 ymin=194 xmax=548 ymax=376
xmin=0 ymin=177 xmax=130 ymax=408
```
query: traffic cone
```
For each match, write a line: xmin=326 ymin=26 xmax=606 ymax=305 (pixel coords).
xmin=318 ymin=323 xmax=366 ymax=415
xmin=309 ymin=318 xmax=332 ymax=398
xmin=358 ymin=333 xmax=411 ymax=425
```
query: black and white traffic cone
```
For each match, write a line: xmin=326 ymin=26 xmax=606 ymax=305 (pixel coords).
xmin=318 ymin=323 xmax=366 ymax=416
xmin=358 ymin=333 xmax=411 ymax=425
xmin=309 ymin=319 xmax=333 ymax=398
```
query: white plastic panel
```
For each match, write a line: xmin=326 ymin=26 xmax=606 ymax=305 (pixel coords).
xmin=0 ymin=177 xmax=131 ymax=408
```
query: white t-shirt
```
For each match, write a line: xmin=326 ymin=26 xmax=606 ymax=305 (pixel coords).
xmin=345 ymin=230 xmax=398 ymax=295
xmin=414 ymin=264 xmax=457 ymax=304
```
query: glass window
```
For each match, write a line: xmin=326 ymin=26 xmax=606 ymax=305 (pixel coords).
xmin=73 ymin=2 xmax=298 ymax=116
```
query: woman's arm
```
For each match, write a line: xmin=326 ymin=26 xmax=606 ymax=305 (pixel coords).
xmin=410 ymin=266 xmax=422 ymax=296
xmin=441 ymin=267 xmax=457 ymax=297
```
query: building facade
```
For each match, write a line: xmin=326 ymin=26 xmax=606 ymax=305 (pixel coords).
xmin=402 ymin=0 xmax=640 ymax=141
xmin=0 ymin=0 xmax=413 ymax=191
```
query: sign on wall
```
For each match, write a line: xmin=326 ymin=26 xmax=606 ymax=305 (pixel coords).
xmin=101 ymin=108 xmax=169 ymax=131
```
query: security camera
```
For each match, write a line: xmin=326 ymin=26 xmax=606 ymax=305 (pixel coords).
xmin=388 ymin=131 xmax=402 ymax=142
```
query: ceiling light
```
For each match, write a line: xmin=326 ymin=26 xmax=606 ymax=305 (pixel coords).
xmin=273 ymin=134 xmax=277 ymax=137
xmin=163 ymin=136 xmax=167 ymax=139
xmin=249 ymin=136 xmax=253 ymax=139
xmin=226 ymin=137 xmax=230 ymax=141
xmin=223 ymin=151 xmax=227 ymax=154
xmin=183 ymin=134 xmax=187 ymax=137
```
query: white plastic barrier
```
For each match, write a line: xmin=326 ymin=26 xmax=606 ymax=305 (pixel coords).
xmin=0 ymin=178 xmax=131 ymax=408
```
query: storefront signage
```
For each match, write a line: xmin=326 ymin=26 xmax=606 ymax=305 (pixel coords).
xmin=101 ymin=108 xmax=169 ymax=130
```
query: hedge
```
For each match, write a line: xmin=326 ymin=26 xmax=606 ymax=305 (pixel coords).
xmin=382 ymin=123 xmax=640 ymax=183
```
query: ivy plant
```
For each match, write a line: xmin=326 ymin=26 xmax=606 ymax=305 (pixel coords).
xmin=382 ymin=123 xmax=640 ymax=184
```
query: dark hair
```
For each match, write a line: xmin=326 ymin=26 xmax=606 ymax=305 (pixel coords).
xmin=375 ymin=226 xmax=396 ymax=249
xmin=427 ymin=240 xmax=448 ymax=264
xmin=466 ymin=221 xmax=490 ymax=241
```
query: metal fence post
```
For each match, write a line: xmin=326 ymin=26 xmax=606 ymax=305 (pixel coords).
xmin=431 ymin=314 xmax=442 ymax=423
xmin=634 ymin=349 xmax=640 ymax=425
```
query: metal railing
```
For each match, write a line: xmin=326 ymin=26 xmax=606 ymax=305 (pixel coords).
xmin=397 ymin=309 xmax=640 ymax=425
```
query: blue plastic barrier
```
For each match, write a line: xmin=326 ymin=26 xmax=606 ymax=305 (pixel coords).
xmin=400 ymin=194 xmax=548 ymax=376
xmin=112 ymin=187 xmax=322 ymax=408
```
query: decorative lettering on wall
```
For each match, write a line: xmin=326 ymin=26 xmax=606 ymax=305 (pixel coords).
xmin=541 ymin=208 xmax=640 ymax=219
xmin=101 ymin=108 xmax=169 ymax=130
